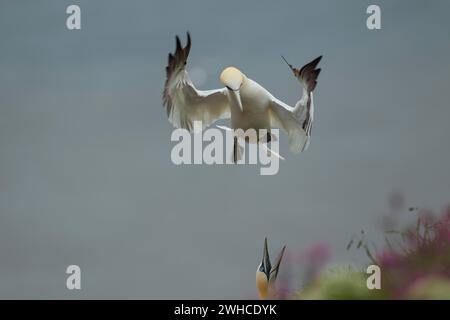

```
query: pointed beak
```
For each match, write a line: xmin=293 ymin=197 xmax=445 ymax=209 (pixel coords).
xmin=269 ymin=245 xmax=286 ymax=284
xmin=262 ymin=237 xmax=272 ymax=280
xmin=227 ymin=88 xmax=243 ymax=112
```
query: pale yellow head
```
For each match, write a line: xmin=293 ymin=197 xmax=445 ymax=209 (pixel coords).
xmin=256 ymin=238 xmax=286 ymax=299
xmin=220 ymin=67 xmax=245 ymax=111
xmin=256 ymin=268 xmax=270 ymax=299
xmin=220 ymin=67 xmax=244 ymax=91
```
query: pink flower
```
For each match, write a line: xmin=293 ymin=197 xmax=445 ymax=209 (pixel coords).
xmin=376 ymin=250 xmax=400 ymax=268
xmin=436 ymin=224 xmax=450 ymax=243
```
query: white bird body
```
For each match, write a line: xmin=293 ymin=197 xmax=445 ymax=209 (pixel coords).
xmin=230 ymin=78 xmax=271 ymax=134
xmin=163 ymin=33 xmax=322 ymax=161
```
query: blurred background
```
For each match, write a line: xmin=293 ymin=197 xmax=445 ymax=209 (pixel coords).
xmin=1 ymin=0 xmax=450 ymax=298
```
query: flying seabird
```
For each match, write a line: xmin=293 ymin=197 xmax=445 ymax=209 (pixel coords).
xmin=163 ymin=32 xmax=322 ymax=162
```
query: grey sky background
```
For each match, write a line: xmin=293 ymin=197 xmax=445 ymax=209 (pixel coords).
xmin=1 ymin=0 xmax=450 ymax=298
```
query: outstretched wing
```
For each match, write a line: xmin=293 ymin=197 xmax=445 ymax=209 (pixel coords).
xmin=269 ymin=56 xmax=322 ymax=153
xmin=163 ymin=32 xmax=230 ymax=131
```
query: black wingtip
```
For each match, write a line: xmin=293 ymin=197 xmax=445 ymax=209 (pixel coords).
xmin=309 ymin=55 xmax=323 ymax=69
xmin=185 ymin=31 xmax=192 ymax=55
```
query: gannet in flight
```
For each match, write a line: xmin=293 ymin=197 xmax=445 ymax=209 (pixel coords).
xmin=256 ymin=238 xmax=286 ymax=299
xmin=163 ymin=32 xmax=322 ymax=162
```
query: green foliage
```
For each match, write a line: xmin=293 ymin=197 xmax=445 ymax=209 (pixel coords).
xmin=295 ymin=266 xmax=385 ymax=300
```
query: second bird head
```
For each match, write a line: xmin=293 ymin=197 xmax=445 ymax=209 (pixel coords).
xmin=256 ymin=237 xmax=286 ymax=299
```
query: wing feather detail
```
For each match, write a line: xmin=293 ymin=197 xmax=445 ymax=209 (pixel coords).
xmin=163 ymin=33 xmax=230 ymax=131
xmin=270 ymin=56 xmax=322 ymax=153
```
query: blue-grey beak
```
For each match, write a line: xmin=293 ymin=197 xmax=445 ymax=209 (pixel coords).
xmin=227 ymin=87 xmax=243 ymax=112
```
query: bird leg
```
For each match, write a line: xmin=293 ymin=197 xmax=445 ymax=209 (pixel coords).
xmin=233 ymin=137 xmax=238 ymax=164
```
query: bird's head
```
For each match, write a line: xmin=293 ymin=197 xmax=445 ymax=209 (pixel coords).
xmin=256 ymin=237 xmax=286 ymax=299
xmin=220 ymin=67 xmax=245 ymax=111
